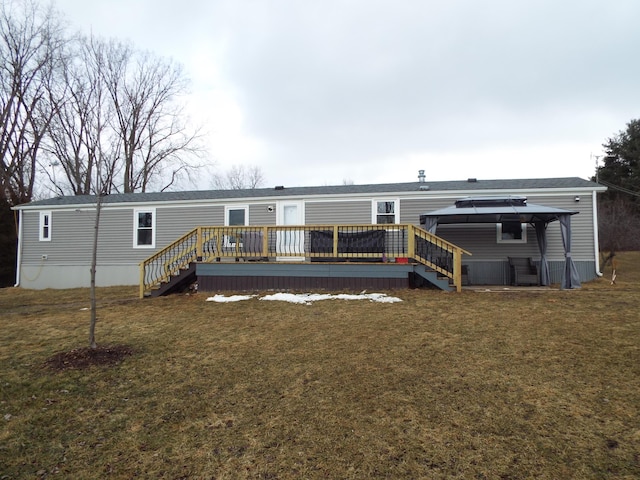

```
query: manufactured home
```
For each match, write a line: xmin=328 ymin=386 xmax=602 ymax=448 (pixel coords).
xmin=12 ymin=176 xmax=606 ymax=295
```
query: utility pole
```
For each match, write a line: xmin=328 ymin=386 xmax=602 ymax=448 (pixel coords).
xmin=592 ymin=153 xmax=603 ymax=183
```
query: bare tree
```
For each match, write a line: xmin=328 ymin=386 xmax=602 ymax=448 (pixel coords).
xmin=50 ymin=36 xmax=113 ymax=349
xmin=212 ymin=164 xmax=266 ymax=190
xmin=43 ymin=34 xmax=204 ymax=348
xmin=0 ymin=0 xmax=66 ymax=205
xmin=88 ymin=159 xmax=108 ymax=349
xmin=3 ymin=1 xmax=205 ymax=348
xmin=44 ymin=35 xmax=117 ymax=195
xmin=45 ymin=36 xmax=203 ymax=196
xmin=101 ymin=41 xmax=202 ymax=193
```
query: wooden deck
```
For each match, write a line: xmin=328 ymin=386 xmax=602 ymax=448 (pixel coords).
xmin=140 ymin=224 xmax=471 ymax=297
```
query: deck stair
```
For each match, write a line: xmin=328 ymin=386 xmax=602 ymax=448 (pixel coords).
xmin=412 ymin=265 xmax=454 ymax=292
xmin=147 ymin=263 xmax=197 ymax=298
xmin=140 ymin=224 xmax=471 ymax=297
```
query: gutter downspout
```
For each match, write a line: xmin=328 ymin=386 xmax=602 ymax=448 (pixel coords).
xmin=592 ymin=191 xmax=603 ymax=277
xmin=14 ymin=209 xmax=23 ymax=287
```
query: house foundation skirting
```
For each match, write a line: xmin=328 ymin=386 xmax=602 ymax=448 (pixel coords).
xmin=19 ymin=264 xmax=138 ymax=289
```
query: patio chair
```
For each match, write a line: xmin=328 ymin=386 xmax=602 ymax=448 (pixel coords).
xmin=508 ymin=257 xmax=539 ymax=286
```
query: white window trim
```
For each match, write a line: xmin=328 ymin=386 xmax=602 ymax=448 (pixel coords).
xmin=39 ymin=211 xmax=51 ymax=241
xmin=371 ymin=198 xmax=400 ymax=224
xmin=133 ymin=208 xmax=156 ymax=248
xmin=224 ymin=205 xmax=249 ymax=247
xmin=224 ymin=205 xmax=249 ymax=226
xmin=496 ymin=223 xmax=527 ymax=244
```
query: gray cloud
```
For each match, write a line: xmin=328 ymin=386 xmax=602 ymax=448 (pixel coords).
xmin=210 ymin=0 xmax=639 ymax=174
xmin=55 ymin=0 xmax=640 ymax=185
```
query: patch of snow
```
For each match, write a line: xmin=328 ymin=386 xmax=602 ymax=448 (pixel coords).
xmin=358 ymin=293 xmax=403 ymax=303
xmin=261 ymin=293 xmax=314 ymax=304
xmin=206 ymin=294 xmax=257 ymax=303
xmin=205 ymin=292 xmax=402 ymax=305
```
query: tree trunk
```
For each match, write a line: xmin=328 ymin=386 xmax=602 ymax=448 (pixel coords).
xmin=89 ymin=192 xmax=103 ymax=349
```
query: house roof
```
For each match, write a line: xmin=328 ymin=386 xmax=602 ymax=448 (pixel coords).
xmin=15 ymin=176 xmax=605 ymax=209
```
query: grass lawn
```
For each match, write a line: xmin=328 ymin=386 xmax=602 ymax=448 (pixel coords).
xmin=1 ymin=253 xmax=639 ymax=479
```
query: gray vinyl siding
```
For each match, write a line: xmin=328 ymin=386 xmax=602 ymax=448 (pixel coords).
xmin=22 ymin=205 xmax=224 ymax=266
xmin=305 ymin=200 xmax=371 ymax=224
xmin=510 ymin=192 xmax=595 ymax=261
xmin=22 ymin=209 xmax=97 ymax=266
xmin=157 ymin=202 xmax=276 ymax=230
xmin=437 ymin=223 xmax=541 ymax=260
xmin=18 ymin=183 xmax=602 ymax=288
xmin=400 ymin=197 xmax=452 ymax=223
xmin=103 ymin=205 xmax=224 ymax=264
xmin=95 ymin=209 xmax=140 ymax=264
xmin=21 ymin=202 xmax=278 ymax=268
xmin=20 ymin=211 xmax=42 ymax=264
xmin=249 ymin=203 xmax=277 ymax=226
xmin=23 ymin=193 xmax=595 ymax=266
xmin=25 ymin=208 xmax=151 ymax=265
xmin=155 ymin=205 xmax=223 ymax=248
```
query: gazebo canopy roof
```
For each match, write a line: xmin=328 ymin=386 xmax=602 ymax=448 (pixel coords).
xmin=420 ymin=196 xmax=578 ymax=225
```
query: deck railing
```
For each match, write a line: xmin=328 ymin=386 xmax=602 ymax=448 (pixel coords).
xmin=140 ymin=224 xmax=471 ymax=297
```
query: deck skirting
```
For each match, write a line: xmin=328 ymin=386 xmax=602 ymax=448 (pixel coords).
xmin=196 ymin=262 xmax=415 ymax=292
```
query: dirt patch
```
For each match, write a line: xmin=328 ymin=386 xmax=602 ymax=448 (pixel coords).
xmin=44 ymin=344 xmax=134 ymax=371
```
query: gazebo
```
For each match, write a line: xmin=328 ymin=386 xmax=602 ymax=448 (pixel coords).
xmin=419 ymin=196 xmax=581 ymax=289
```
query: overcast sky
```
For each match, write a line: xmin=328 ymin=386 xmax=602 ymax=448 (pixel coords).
xmin=53 ymin=0 xmax=640 ymax=188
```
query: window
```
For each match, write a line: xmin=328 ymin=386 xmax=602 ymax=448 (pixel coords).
xmin=134 ymin=209 xmax=155 ymax=248
xmin=39 ymin=211 xmax=51 ymax=241
xmin=373 ymin=199 xmax=398 ymax=224
xmin=227 ymin=207 xmax=247 ymax=227
xmin=497 ymin=222 xmax=527 ymax=244
xmin=225 ymin=205 xmax=248 ymax=247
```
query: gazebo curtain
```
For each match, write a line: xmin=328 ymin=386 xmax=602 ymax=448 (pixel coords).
xmin=534 ymin=222 xmax=550 ymax=286
xmin=559 ymin=214 xmax=581 ymax=289
xmin=424 ymin=217 xmax=438 ymax=234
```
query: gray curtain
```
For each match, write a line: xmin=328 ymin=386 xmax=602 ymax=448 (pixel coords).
xmin=423 ymin=217 xmax=438 ymax=234
xmin=534 ymin=221 xmax=550 ymax=286
xmin=559 ymin=214 xmax=581 ymax=289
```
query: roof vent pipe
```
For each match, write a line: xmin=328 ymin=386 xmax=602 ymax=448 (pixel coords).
xmin=418 ymin=170 xmax=426 ymax=183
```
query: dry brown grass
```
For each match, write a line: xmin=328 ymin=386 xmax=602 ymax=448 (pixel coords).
xmin=1 ymin=253 xmax=639 ymax=479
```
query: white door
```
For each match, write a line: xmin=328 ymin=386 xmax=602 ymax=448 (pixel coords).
xmin=277 ymin=201 xmax=304 ymax=260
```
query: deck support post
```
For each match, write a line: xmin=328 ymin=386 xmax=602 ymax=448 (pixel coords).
xmin=262 ymin=226 xmax=269 ymax=257
xmin=453 ymin=249 xmax=462 ymax=293
xmin=139 ymin=263 xmax=145 ymax=298
xmin=196 ymin=227 xmax=203 ymax=261
xmin=407 ymin=225 xmax=416 ymax=259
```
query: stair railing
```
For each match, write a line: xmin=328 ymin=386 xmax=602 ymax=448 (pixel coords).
xmin=139 ymin=228 xmax=199 ymax=297
xmin=409 ymin=225 xmax=472 ymax=292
